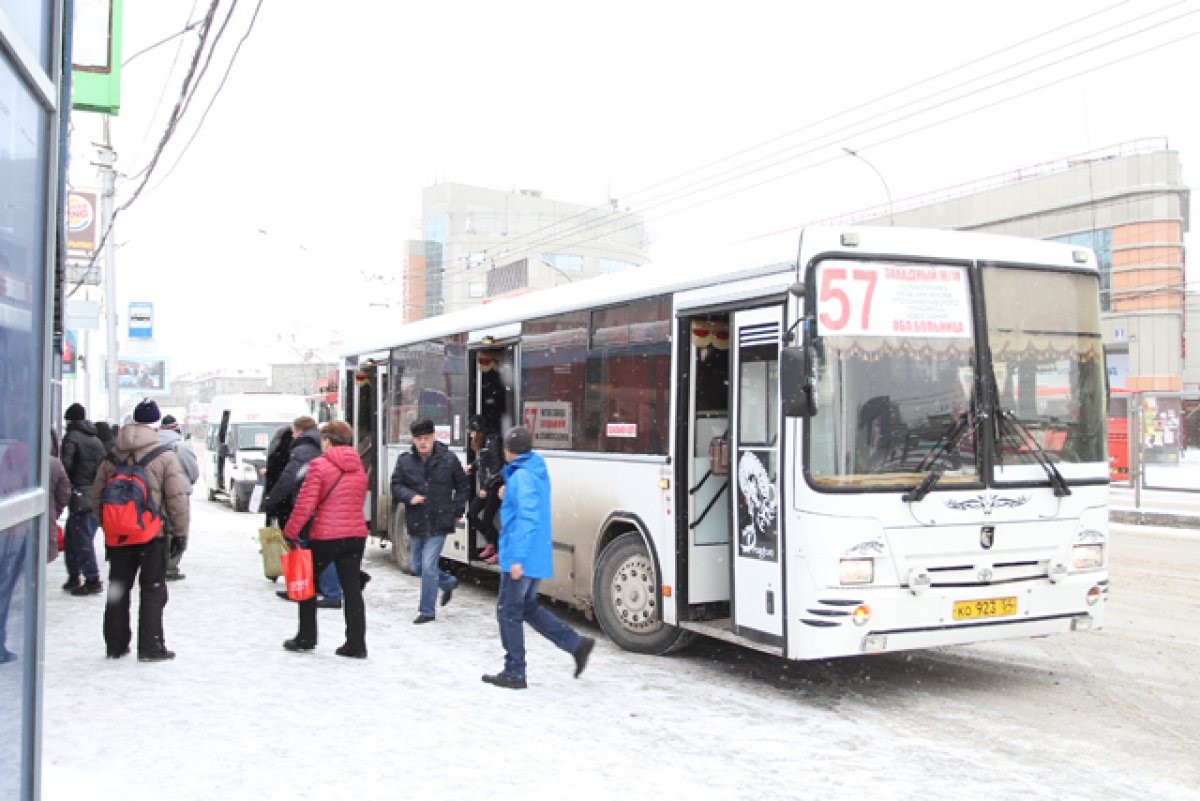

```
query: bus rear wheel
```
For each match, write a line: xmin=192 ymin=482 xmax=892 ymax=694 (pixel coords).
xmin=594 ymin=532 xmax=691 ymax=655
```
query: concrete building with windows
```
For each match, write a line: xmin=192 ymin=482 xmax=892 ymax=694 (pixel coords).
xmin=403 ymin=183 xmax=650 ymax=323
xmin=851 ymin=139 xmax=1190 ymax=392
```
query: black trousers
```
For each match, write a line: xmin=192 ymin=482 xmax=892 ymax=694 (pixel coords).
xmin=104 ymin=536 xmax=169 ymax=654
xmin=468 ymin=490 xmax=501 ymax=544
xmin=296 ymin=538 xmax=366 ymax=650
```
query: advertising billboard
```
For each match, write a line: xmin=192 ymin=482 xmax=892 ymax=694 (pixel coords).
xmin=71 ymin=0 xmax=125 ymax=114
xmin=103 ymin=357 xmax=168 ymax=394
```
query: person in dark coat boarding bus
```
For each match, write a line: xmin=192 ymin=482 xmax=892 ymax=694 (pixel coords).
xmin=466 ymin=415 xmax=505 ymax=563
xmin=281 ymin=421 xmax=370 ymax=658
xmin=390 ymin=418 xmax=469 ymax=625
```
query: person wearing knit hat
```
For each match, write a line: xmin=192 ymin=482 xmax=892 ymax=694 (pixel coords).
xmin=482 ymin=426 xmax=594 ymax=689
xmin=60 ymin=401 xmax=107 ymax=595
xmin=133 ymin=398 xmax=161 ymax=424
xmin=93 ymin=397 xmax=191 ymax=661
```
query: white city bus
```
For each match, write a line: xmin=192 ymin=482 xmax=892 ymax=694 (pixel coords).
xmin=342 ymin=226 xmax=1109 ymax=660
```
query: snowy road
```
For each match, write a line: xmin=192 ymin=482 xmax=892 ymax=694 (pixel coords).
xmin=41 ymin=493 xmax=1200 ymax=801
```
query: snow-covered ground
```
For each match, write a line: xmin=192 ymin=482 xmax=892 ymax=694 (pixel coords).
xmin=40 ymin=495 xmax=1200 ymax=801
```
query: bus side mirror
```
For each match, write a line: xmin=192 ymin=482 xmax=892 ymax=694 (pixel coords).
xmin=781 ymin=346 xmax=817 ymax=417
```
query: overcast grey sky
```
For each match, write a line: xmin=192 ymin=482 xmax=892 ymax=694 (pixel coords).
xmin=67 ymin=0 xmax=1199 ymax=378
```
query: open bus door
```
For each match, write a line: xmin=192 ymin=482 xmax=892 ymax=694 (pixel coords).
xmin=348 ymin=361 xmax=387 ymax=538
xmin=730 ymin=306 xmax=785 ymax=648
xmin=465 ymin=342 xmax=517 ymax=560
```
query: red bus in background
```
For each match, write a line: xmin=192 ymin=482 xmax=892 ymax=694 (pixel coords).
xmin=1108 ymin=389 xmax=1131 ymax=481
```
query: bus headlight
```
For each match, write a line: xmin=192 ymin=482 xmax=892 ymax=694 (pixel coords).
xmin=241 ymin=464 xmax=258 ymax=482
xmin=839 ymin=558 xmax=874 ymax=585
xmin=1071 ymin=544 xmax=1104 ymax=570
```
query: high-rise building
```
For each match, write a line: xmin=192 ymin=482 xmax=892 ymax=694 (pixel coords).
xmin=849 ymin=139 xmax=1190 ymax=392
xmin=403 ymin=183 xmax=650 ymax=323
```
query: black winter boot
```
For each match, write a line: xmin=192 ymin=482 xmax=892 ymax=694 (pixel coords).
xmin=71 ymin=579 xmax=103 ymax=596
xmin=283 ymin=637 xmax=316 ymax=652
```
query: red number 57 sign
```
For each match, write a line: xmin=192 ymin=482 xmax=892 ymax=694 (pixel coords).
xmin=816 ymin=262 xmax=972 ymax=339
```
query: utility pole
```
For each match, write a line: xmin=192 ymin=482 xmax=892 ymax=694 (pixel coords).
xmin=97 ymin=116 xmax=120 ymax=420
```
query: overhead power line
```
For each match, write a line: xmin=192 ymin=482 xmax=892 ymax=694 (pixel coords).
xmin=151 ymin=0 xmax=266 ymax=189
xmin=462 ymin=0 xmax=1165 ymax=265
xmin=72 ymin=0 xmax=266 ymax=296
xmin=491 ymin=7 xmax=1198 ymax=262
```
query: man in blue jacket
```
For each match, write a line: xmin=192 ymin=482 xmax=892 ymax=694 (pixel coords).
xmin=390 ymin=419 xmax=469 ymax=624
xmin=482 ymin=426 xmax=595 ymax=689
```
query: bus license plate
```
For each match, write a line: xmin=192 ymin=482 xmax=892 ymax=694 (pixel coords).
xmin=952 ymin=596 xmax=1017 ymax=621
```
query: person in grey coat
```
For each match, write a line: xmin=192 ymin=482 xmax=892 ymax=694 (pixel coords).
xmin=158 ymin=414 xmax=199 ymax=581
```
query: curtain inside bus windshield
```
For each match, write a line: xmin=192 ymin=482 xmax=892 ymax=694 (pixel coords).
xmin=984 ymin=267 xmax=1105 ymax=469
xmin=807 ymin=259 xmax=977 ymax=489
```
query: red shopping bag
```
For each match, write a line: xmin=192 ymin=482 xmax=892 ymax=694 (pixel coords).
xmin=56 ymin=524 xmax=64 ymax=553
xmin=280 ymin=547 xmax=315 ymax=601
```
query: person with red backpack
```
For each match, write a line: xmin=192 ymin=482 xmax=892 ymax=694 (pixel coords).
xmin=90 ymin=398 xmax=191 ymax=662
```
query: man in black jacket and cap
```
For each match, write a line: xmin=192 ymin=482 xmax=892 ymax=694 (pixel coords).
xmin=390 ymin=419 xmax=469 ymax=624
xmin=60 ymin=403 xmax=108 ymax=595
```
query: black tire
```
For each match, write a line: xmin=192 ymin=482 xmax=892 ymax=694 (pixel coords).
xmin=593 ymin=531 xmax=692 ymax=655
xmin=391 ymin=507 xmax=415 ymax=575
xmin=231 ymin=483 xmax=250 ymax=513
xmin=207 ymin=487 xmax=219 ymax=502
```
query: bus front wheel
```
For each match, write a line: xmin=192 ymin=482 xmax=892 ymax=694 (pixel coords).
xmin=594 ymin=532 xmax=692 ymax=655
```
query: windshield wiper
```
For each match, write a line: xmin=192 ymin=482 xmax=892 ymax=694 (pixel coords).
xmin=996 ymin=409 xmax=1071 ymax=497
xmin=902 ymin=468 xmax=943 ymax=503
xmin=903 ymin=414 xmax=971 ymax=503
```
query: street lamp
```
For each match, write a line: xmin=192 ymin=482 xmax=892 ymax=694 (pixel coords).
xmin=842 ymin=147 xmax=894 ymax=225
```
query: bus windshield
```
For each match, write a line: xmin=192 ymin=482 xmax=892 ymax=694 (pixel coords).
xmin=807 ymin=260 xmax=978 ymax=489
xmin=984 ymin=267 xmax=1106 ymax=477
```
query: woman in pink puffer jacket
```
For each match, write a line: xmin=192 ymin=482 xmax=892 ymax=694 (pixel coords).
xmin=282 ymin=421 xmax=370 ymax=658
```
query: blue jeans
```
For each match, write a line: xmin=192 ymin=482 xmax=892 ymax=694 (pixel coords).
xmin=64 ymin=510 xmax=100 ymax=583
xmin=318 ymin=563 xmax=342 ymax=601
xmin=410 ymin=534 xmax=456 ymax=616
xmin=496 ymin=574 xmax=582 ymax=679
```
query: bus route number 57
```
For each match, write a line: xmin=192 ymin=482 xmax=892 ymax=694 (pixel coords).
xmin=818 ymin=267 xmax=878 ymax=334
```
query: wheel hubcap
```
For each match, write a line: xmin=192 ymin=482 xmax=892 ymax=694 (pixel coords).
xmin=609 ymin=552 xmax=660 ymax=634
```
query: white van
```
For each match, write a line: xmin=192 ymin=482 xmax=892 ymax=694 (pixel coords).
xmin=204 ymin=393 xmax=311 ymax=511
